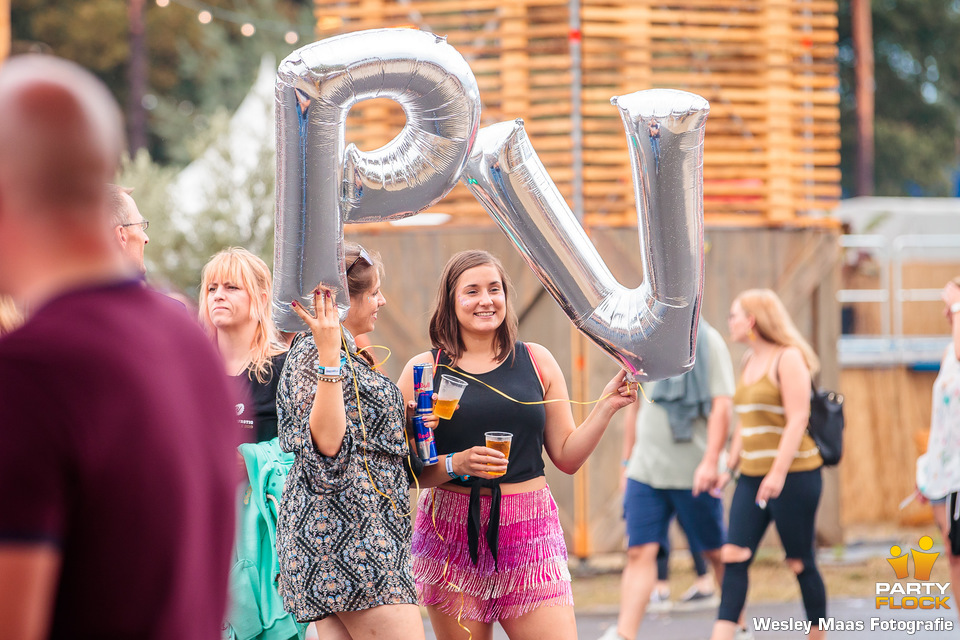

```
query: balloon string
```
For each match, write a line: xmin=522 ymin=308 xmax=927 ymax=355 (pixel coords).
xmin=429 ymin=489 xmax=472 ymax=640
xmin=343 ymin=328 xmax=411 ymax=518
xmin=358 ymin=344 xmax=392 ymax=370
xmin=434 ymin=363 xmax=643 ymax=407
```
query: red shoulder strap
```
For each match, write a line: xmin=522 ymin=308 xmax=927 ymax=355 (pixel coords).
xmin=433 ymin=348 xmax=442 ymax=375
xmin=525 ymin=343 xmax=546 ymax=396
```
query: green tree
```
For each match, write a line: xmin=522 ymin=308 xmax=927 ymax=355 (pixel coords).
xmin=838 ymin=0 xmax=960 ymax=196
xmin=118 ymin=109 xmax=276 ymax=298
xmin=12 ymin=0 xmax=312 ymax=165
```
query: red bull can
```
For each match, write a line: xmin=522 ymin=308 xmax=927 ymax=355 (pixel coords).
xmin=413 ymin=363 xmax=434 ymax=416
xmin=413 ymin=415 xmax=438 ymax=465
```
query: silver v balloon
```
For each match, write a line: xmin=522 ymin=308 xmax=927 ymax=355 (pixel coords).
xmin=463 ymin=89 xmax=709 ymax=380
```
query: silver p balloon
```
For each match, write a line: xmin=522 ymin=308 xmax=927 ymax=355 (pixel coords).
xmin=463 ymin=89 xmax=709 ymax=380
xmin=273 ymin=29 xmax=481 ymax=331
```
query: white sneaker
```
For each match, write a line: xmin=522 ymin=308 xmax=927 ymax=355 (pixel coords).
xmin=673 ymin=583 xmax=720 ymax=611
xmin=597 ymin=626 xmax=629 ymax=640
xmin=734 ymin=625 xmax=754 ymax=640
xmin=647 ymin=587 xmax=672 ymax=613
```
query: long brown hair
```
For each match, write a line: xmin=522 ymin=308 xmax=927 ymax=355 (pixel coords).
xmin=429 ymin=250 xmax=517 ymax=363
xmin=736 ymin=288 xmax=820 ymax=374
xmin=199 ymin=247 xmax=286 ymax=383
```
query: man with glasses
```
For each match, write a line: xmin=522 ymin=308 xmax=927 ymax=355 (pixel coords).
xmin=108 ymin=184 xmax=149 ymax=275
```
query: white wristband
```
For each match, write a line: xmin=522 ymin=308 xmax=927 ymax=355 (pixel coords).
xmin=950 ymin=302 xmax=960 ymax=315
xmin=318 ymin=364 xmax=342 ymax=377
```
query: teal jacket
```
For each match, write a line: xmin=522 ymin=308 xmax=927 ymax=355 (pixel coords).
xmin=224 ymin=439 xmax=307 ymax=640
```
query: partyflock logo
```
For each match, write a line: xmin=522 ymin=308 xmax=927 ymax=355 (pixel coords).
xmin=876 ymin=536 xmax=951 ymax=610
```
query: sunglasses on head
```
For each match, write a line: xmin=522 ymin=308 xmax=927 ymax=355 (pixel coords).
xmin=346 ymin=246 xmax=372 ymax=274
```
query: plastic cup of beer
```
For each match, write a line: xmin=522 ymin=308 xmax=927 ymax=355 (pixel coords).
xmin=484 ymin=431 xmax=512 ymax=477
xmin=434 ymin=375 xmax=468 ymax=420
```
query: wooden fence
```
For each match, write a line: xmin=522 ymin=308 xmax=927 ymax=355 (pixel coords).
xmin=314 ymin=0 xmax=840 ymax=224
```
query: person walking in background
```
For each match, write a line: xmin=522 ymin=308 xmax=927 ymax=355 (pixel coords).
xmin=276 ymin=242 xmax=425 ymax=640
xmin=916 ymin=276 xmax=960 ymax=619
xmin=710 ymin=289 xmax=826 ymax=640
xmin=600 ymin=319 xmax=735 ymax=640
xmin=0 ymin=55 xmax=239 ymax=640
xmin=400 ymin=249 xmax=637 ymax=640
xmin=200 ymin=247 xmax=288 ymax=442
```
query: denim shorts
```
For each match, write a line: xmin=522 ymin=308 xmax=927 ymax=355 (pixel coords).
xmin=623 ymin=478 xmax=724 ymax=552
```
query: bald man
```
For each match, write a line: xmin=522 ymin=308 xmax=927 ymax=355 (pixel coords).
xmin=0 ymin=56 xmax=238 ymax=640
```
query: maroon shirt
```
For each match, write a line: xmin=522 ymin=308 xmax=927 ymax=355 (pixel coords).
xmin=0 ymin=280 xmax=239 ymax=639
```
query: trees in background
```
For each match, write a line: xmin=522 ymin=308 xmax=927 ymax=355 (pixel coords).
xmin=838 ymin=0 xmax=960 ymax=196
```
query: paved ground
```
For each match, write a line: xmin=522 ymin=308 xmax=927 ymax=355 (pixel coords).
xmin=424 ymin=599 xmax=960 ymax=639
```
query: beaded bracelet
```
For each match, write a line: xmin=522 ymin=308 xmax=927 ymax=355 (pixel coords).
xmin=317 ymin=372 xmax=346 ymax=383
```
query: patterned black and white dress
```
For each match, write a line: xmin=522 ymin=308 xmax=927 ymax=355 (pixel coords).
xmin=275 ymin=334 xmax=416 ymax=622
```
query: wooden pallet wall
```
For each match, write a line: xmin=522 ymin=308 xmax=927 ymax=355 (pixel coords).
xmin=0 ymin=0 xmax=9 ymax=64
xmin=313 ymin=0 xmax=840 ymax=225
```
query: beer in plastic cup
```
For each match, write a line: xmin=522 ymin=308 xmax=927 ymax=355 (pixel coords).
xmin=434 ymin=375 xmax=468 ymax=419
xmin=484 ymin=431 xmax=512 ymax=477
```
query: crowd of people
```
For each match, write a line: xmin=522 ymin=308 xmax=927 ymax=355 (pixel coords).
xmin=2 ymin=53 xmax=958 ymax=640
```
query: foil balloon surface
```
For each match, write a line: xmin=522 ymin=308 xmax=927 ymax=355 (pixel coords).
xmin=273 ymin=29 xmax=480 ymax=331
xmin=463 ymin=89 xmax=709 ymax=381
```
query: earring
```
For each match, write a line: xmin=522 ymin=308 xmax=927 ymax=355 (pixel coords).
xmin=747 ymin=327 xmax=756 ymax=341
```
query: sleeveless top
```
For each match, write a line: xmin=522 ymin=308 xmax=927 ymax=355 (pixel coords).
xmin=734 ymin=352 xmax=822 ymax=477
xmin=431 ymin=341 xmax=547 ymax=487
xmin=917 ymin=346 xmax=960 ymax=499
xmin=429 ymin=341 xmax=546 ymax=567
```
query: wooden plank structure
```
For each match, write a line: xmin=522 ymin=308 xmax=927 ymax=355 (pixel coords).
xmin=0 ymin=0 xmax=10 ymax=64
xmin=313 ymin=0 xmax=844 ymax=555
xmin=314 ymin=0 xmax=841 ymax=225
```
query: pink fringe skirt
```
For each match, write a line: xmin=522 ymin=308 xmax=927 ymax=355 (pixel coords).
xmin=411 ymin=486 xmax=573 ymax=623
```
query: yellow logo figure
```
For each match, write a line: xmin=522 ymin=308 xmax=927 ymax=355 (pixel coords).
xmin=912 ymin=536 xmax=940 ymax=581
xmin=886 ymin=536 xmax=940 ymax=581
xmin=877 ymin=535 xmax=950 ymax=611
xmin=887 ymin=545 xmax=910 ymax=580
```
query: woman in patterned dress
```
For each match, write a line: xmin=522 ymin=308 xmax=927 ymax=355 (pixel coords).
xmin=276 ymin=243 xmax=425 ymax=640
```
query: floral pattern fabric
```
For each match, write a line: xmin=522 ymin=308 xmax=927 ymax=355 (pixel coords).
xmin=918 ymin=347 xmax=960 ymax=500
xmin=275 ymin=334 xmax=416 ymax=622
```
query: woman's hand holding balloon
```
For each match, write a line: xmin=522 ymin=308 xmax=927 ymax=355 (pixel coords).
xmin=601 ymin=369 xmax=638 ymax=413
xmin=291 ymin=285 xmax=342 ymax=366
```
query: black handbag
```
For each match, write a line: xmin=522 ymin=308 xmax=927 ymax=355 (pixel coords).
xmin=808 ymin=382 xmax=844 ymax=466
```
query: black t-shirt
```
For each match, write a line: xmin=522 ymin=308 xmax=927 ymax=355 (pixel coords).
xmin=233 ymin=352 xmax=287 ymax=442
xmin=0 ymin=280 xmax=239 ymax=639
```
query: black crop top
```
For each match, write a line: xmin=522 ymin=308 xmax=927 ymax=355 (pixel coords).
xmin=430 ymin=341 xmax=547 ymax=567
xmin=431 ymin=341 xmax=547 ymax=487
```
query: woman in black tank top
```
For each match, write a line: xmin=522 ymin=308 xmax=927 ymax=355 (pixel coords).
xmin=399 ymin=250 xmax=637 ymax=640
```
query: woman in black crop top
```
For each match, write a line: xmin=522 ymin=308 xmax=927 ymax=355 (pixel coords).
xmin=399 ymin=250 xmax=637 ymax=640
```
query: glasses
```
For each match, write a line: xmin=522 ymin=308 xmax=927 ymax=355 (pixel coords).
xmin=346 ymin=246 xmax=372 ymax=274
xmin=120 ymin=220 xmax=149 ymax=232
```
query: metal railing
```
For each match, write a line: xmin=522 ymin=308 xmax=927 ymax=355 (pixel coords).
xmin=837 ymin=234 xmax=960 ymax=366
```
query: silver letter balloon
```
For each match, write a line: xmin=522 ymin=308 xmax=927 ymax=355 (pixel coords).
xmin=273 ymin=29 xmax=481 ymax=330
xmin=463 ymin=89 xmax=709 ymax=380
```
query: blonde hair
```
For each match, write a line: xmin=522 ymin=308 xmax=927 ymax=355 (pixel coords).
xmin=199 ymin=247 xmax=285 ymax=383
xmin=0 ymin=296 xmax=22 ymax=336
xmin=736 ymin=288 xmax=820 ymax=374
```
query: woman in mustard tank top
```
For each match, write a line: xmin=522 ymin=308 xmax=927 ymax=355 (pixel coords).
xmin=709 ymin=289 xmax=827 ymax=640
